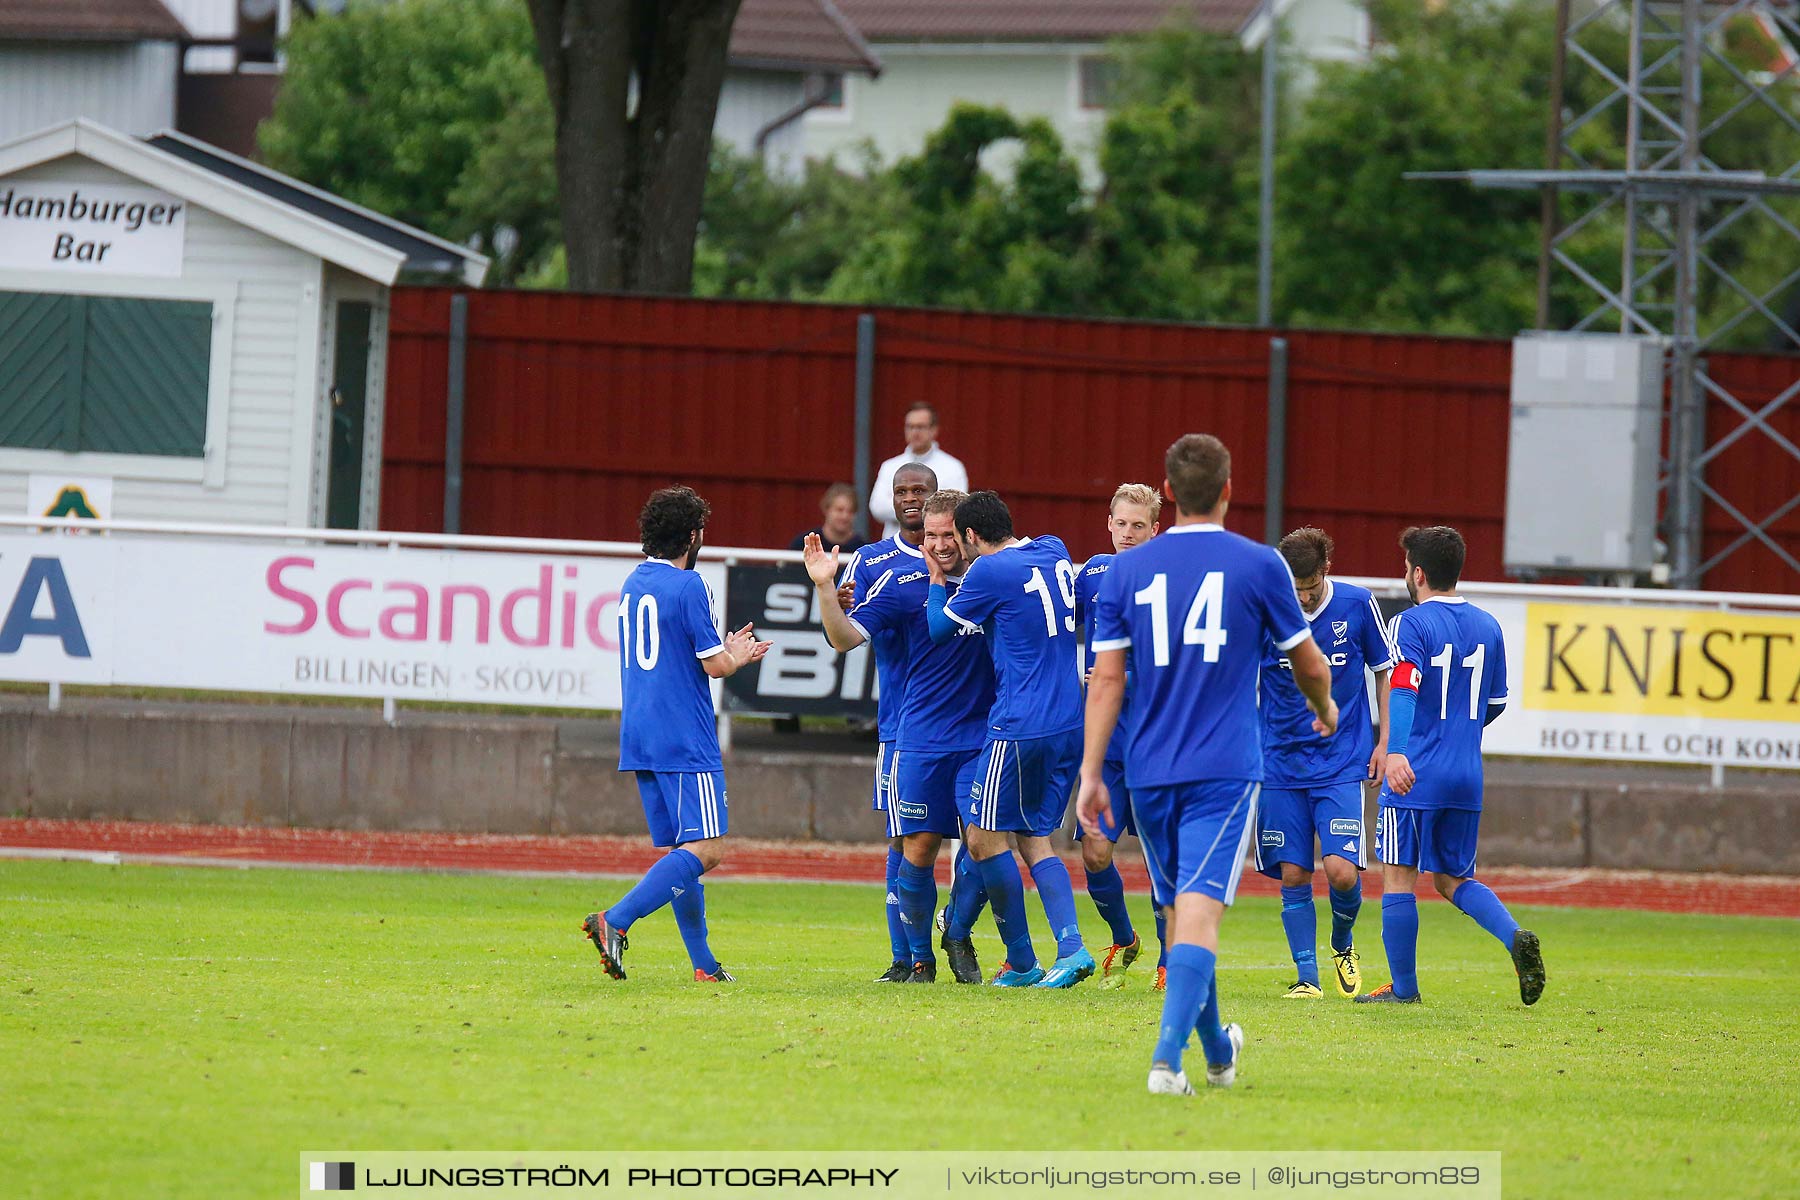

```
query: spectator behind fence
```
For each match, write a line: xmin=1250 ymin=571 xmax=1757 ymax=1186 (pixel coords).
xmin=870 ymin=402 xmax=968 ymax=537
xmin=790 ymin=482 xmax=867 ymax=554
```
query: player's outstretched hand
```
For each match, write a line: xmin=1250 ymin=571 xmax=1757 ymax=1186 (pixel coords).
xmin=802 ymin=533 xmax=840 ymax=589
xmin=724 ymin=622 xmax=771 ymax=668
xmin=1075 ymin=772 xmax=1110 ymax=840
xmin=1311 ymin=698 xmax=1339 ymax=738
xmin=1384 ymin=752 xmax=1415 ymax=796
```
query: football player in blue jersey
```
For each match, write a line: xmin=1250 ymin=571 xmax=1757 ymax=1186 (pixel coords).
xmin=583 ymin=487 xmax=770 ymax=982
xmin=839 ymin=463 xmax=937 ymax=982
xmin=926 ymin=491 xmax=1095 ymax=989
xmin=807 ymin=490 xmax=994 ymax=983
xmin=1079 ymin=435 xmax=1337 ymax=1095
xmin=1255 ymin=527 xmax=1398 ymax=1000
xmin=1073 ymin=483 xmax=1165 ymax=990
xmin=1358 ymin=526 xmax=1547 ymax=1007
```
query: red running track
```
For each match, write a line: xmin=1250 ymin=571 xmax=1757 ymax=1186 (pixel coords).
xmin=1 ymin=818 xmax=1795 ymax=919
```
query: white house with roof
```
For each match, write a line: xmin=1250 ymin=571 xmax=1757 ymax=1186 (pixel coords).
xmin=5 ymin=0 xmax=881 ymax=170
xmin=804 ymin=0 xmax=1369 ymax=173
xmin=0 ymin=119 xmax=486 ymax=531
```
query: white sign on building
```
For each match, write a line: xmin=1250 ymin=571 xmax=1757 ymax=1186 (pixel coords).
xmin=0 ymin=181 xmax=187 ymax=276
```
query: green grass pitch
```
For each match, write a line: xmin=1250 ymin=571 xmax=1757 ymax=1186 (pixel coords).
xmin=5 ymin=858 xmax=1798 ymax=1198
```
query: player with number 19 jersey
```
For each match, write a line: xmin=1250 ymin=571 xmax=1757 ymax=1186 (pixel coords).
xmin=1091 ymin=525 xmax=1310 ymax=904
xmin=943 ymin=535 xmax=1084 ymax=741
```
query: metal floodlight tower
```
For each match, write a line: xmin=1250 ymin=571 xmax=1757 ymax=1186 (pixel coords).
xmin=1414 ymin=0 xmax=1800 ymax=589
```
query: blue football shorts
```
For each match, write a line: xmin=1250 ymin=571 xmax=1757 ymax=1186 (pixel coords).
xmin=635 ymin=769 xmax=728 ymax=847
xmin=965 ymin=729 xmax=1081 ymax=838
xmin=1376 ymin=805 xmax=1480 ymax=878
xmin=871 ymin=741 xmax=896 ymax=812
xmin=891 ymin=746 xmax=980 ymax=838
xmin=1255 ymin=781 xmax=1366 ymax=879
xmin=1130 ymin=779 xmax=1260 ymax=907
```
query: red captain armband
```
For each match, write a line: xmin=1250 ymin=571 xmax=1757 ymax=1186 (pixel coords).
xmin=1392 ymin=661 xmax=1422 ymax=693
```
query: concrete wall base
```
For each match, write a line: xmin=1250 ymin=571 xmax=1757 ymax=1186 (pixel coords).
xmin=1 ymin=699 xmax=1794 ymax=874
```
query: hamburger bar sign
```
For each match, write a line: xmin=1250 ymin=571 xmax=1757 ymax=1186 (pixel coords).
xmin=0 ymin=181 xmax=187 ymax=276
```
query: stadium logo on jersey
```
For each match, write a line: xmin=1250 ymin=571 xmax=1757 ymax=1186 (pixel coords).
xmin=1329 ymin=819 xmax=1361 ymax=837
xmin=895 ymin=571 xmax=928 ymax=586
xmin=863 ymin=547 xmax=904 ymax=568
xmin=1260 ymin=830 xmax=1285 ymax=847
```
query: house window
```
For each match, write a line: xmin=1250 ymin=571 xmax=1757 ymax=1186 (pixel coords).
xmin=815 ymin=73 xmax=846 ymax=109
xmin=0 ymin=292 xmax=212 ymax=458
xmin=1078 ymin=56 xmax=1120 ymax=110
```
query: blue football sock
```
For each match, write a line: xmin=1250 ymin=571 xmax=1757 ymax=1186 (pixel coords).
xmin=1330 ymin=877 xmax=1363 ymax=954
xmin=1153 ymin=903 xmax=1169 ymax=967
xmin=884 ymin=847 xmax=908 ymax=962
xmin=947 ymin=844 xmax=987 ymax=940
xmin=1030 ymin=856 xmax=1084 ymax=958
xmin=1153 ymin=943 xmax=1215 ymax=1072
xmin=1195 ymin=973 xmax=1234 ymax=1065
xmin=607 ymin=847 xmax=704 ymax=932
xmin=974 ymin=852 xmax=1037 ymax=972
xmin=1280 ymin=883 xmax=1319 ymax=987
xmin=896 ymin=859 xmax=938 ymax=965
xmin=1381 ymin=892 xmax=1421 ymax=1000
xmin=671 ymin=882 xmax=719 ymax=976
xmin=1084 ymin=863 xmax=1136 ymax=947
xmin=1451 ymin=880 xmax=1520 ymax=952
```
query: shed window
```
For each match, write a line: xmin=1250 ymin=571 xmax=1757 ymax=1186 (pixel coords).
xmin=0 ymin=291 xmax=212 ymax=458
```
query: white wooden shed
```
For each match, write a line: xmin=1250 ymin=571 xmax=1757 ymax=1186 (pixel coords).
xmin=0 ymin=119 xmax=486 ymax=529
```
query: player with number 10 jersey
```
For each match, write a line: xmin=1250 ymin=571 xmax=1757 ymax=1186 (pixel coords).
xmin=582 ymin=487 xmax=769 ymax=985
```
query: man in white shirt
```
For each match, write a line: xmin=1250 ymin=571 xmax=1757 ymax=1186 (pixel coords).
xmin=870 ymin=403 xmax=968 ymax=537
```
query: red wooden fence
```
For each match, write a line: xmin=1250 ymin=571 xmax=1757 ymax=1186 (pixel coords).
xmin=381 ymin=287 xmax=1800 ymax=591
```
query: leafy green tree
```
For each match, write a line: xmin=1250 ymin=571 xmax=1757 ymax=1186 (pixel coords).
xmin=1275 ymin=0 xmax=1558 ymax=334
xmin=259 ymin=0 xmax=553 ymax=283
xmin=694 ymin=148 xmax=902 ymax=300
xmin=823 ymin=104 xmax=1093 ymax=312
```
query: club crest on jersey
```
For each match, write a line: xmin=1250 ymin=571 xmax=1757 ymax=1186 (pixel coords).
xmin=1332 ymin=620 xmax=1349 ymax=643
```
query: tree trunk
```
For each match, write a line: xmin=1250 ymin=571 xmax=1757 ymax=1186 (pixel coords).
xmin=526 ymin=0 xmax=742 ymax=294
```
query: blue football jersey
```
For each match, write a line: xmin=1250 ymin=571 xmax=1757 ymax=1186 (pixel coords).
xmin=851 ymin=571 xmax=994 ymax=754
xmin=1091 ymin=524 xmax=1311 ymax=788
xmin=841 ymin=535 xmax=926 ymax=743
xmin=1261 ymin=579 xmax=1398 ymax=787
xmin=1380 ymin=596 xmax=1509 ymax=812
xmin=616 ymin=559 xmax=725 ymax=773
xmin=942 ymin=535 xmax=1084 ymax=739
xmin=1076 ymin=553 xmax=1130 ymax=765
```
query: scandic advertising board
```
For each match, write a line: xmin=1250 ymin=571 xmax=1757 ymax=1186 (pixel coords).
xmin=1 ymin=535 xmax=1797 ymax=769
xmin=0 ymin=534 xmax=724 ymax=710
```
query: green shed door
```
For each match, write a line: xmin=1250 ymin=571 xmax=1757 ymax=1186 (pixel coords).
xmin=0 ymin=290 xmax=212 ymax=457
xmin=81 ymin=296 xmax=212 ymax=457
xmin=0 ymin=292 xmax=80 ymax=450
